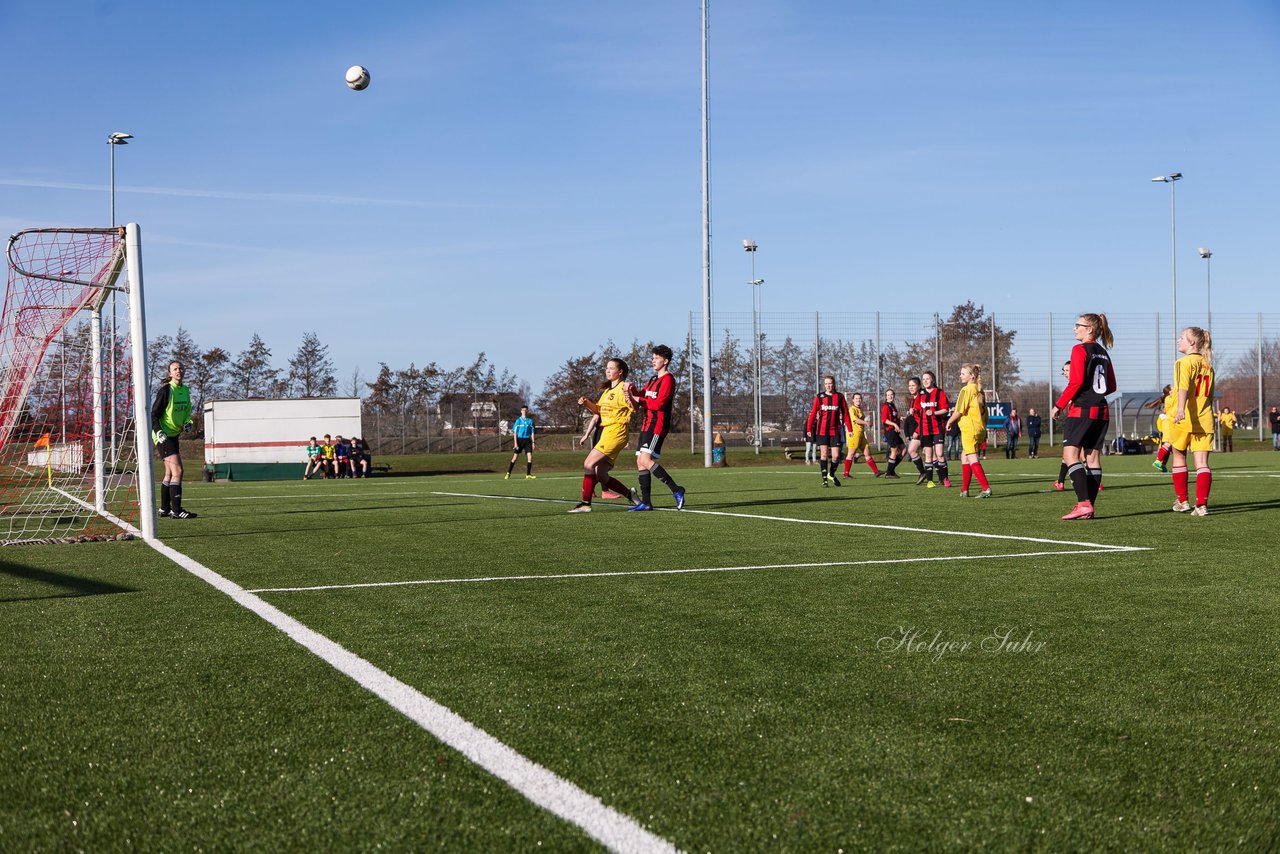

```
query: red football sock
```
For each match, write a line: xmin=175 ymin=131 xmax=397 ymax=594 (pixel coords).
xmin=962 ymin=463 xmax=972 ymax=491
xmin=1195 ymin=468 xmax=1212 ymax=506
xmin=972 ymin=463 xmax=989 ymax=490
xmin=843 ymin=458 xmax=853 ymax=478
xmin=1155 ymin=443 xmax=1171 ymax=464
xmin=1171 ymin=466 xmax=1189 ymax=503
xmin=866 ymin=457 xmax=880 ymax=475
xmin=581 ymin=475 xmax=595 ymax=502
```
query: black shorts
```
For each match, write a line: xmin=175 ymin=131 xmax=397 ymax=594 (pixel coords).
xmin=883 ymin=430 xmax=904 ymax=449
xmin=156 ymin=434 xmax=180 ymax=459
xmin=811 ymin=433 xmax=841 ymax=447
xmin=1063 ymin=416 xmax=1109 ymax=451
xmin=919 ymin=431 xmax=945 ymax=446
xmin=513 ymin=437 xmax=533 ymax=454
xmin=636 ymin=430 xmax=667 ymax=458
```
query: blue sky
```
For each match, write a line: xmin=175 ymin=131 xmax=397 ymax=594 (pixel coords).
xmin=4 ymin=0 xmax=1278 ymax=392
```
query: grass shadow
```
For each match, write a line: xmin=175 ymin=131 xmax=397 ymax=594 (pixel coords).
xmin=0 ymin=562 xmax=136 ymax=603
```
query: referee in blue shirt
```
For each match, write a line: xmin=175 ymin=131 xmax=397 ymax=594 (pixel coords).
xmin=506 ymin=405 xmax=537 ymax=479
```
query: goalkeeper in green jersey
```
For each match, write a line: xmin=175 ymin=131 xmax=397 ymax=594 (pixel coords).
xmin=150 ymin=360 xmax=198 ymax=519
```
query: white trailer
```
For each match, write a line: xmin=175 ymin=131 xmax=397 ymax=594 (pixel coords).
xmin=203 ymin=398 xmax=362 ymax=480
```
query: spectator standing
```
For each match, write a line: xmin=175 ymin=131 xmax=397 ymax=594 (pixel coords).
xmin=1270 ymin=406 xmax=1280 ymax=450
xmin=1025 ymin=409 xmax=1042 ymax=459
xmin=1004 ymin=408 xmax=1022 ymax=459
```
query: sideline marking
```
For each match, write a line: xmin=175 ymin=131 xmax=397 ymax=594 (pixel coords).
xmin=429 ymin=491 xmax=1147 ymax=552
xmin=250 ymin=548 xmax=1129 ymax=594
xmin=141 ymin=536 xmax=679 ymax=854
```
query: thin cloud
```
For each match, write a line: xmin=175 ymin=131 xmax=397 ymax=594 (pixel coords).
xmin=0 ymin=178 xmax=485 ymax=209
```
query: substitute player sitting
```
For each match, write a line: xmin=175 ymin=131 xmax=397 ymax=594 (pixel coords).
xmin=841 ymin=392 xmax=882 ymax=479
xmin=628 ymin=344 xmax=686 ymax=511
xmin=569 ymin=358 xmax=638 ymax=513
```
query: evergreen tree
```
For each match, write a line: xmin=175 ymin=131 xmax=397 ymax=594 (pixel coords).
xmin=229 ymin=334 xmax=281 ymax=399
xmin=287 ymin=332 xmax=337 ymax=397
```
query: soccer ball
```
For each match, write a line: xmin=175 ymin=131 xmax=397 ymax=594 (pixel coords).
xmin=345 ymin=65 xmax=370 ymax=91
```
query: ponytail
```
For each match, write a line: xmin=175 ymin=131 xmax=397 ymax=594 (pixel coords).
xmin=966 ymin=364 xmax=983 ymax=386
xmin=1079 ymin=313 xmax=1114 ymax=348
xmin=1184 ymin=326 xmax=1213 ymax=367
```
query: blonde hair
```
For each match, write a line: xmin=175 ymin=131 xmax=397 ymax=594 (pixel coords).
xmin=964 ymin=364 xmax=982 ymax=385
xmin=1079 ymin=313 xmax=1114 ymax=348
xmin=1184 ymin=326 xmax=1213 ymax=366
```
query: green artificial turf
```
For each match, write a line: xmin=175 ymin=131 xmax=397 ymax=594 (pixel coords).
xmin=3 ymin=451 xmax=1278 ymax=851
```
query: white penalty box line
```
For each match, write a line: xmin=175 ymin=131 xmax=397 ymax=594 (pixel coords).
xmin=139 ymin=534 xmax=681 ymax=854
xmin=248 ymin=490 xmax=1148 ymax=595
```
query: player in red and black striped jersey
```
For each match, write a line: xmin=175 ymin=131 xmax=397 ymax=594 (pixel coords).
xmin=1052 ymin=313 xmax=1117 ymax=520
xmin=903 ymin=377 xmax=928 ymax=481
xmin=881 ymin=388 xmax=905 ymax=478
xmin=806 ymin=375 xmax=854 ymax=486
xmin=627 ymin=344 xmax=686 ymax=511
xmin=916 ymin=370 xmax=952 ymax=487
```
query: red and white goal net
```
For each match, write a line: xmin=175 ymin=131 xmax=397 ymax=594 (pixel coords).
xmin=1 ymin=226 xmax=154 ymax=544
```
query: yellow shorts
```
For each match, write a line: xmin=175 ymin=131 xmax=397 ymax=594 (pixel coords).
xmin=1168 ymin=424 xmax=1213 ymax=453
xmin=593 ymin=424 xmax=629 ymax=464
xmin=846 ymin=431 xmax=867 ymax=454
xmin=961 ymin=428 xmax=987 ymax=456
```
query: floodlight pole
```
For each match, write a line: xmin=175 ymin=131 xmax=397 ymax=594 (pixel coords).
xmin=699 ymin=0 xmax=714 ymax=466
xmin=1152 ymin=172 xmax=1182 ymax=381
xmin=108 ymin=132 xmax=132 ymax=468
xmin=744 ymin=239 xmax=761 ymax=455
xmin=1198 ymin=247 xmax=1212 ymax=341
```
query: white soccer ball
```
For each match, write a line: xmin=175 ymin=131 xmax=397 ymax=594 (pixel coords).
xmin=345 ymin=65 xmax=370 ymax=91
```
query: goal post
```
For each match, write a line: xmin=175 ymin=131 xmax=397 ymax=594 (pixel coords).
xmin=1 ymin=223 xmax=155 ymax=544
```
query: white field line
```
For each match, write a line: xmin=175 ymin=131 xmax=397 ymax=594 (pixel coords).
xmin=429 ymin=491 xmax=1147 ymax=552
xmin=51 ymin=487 xmax=141 ymax=535
xmin=142 ymin=536 xmax=679 ymax=854
xmin=249 ymin=548 xmax=1128 ymax=594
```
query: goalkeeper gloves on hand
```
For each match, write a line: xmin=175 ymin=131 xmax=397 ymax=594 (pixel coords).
xmin=152 ymin=429 xmax=166 ymax=445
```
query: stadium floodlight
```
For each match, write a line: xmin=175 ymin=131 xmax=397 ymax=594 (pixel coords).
xmin=1151 ymin=171 xmax=1183 ymax=380
xmin=108 ymin=133 xmax=133 ymax=227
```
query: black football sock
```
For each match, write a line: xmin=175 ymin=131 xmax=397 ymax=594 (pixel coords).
xmin=169 ymin=482 xmax=183 ymax=513
xmin=1057 ymin=462 xmax=1069 ymax=484
xmin=650 ymin=464 xmax=679 ymax=493
xmin=1068 ymin=463 xmax=1089 ymax=503
xmin=638 ymin=470 xmax=652 ymax=504
xmin=507 ymin=460 xmax=515 ymax=475
xmin=820 ymin=459 xmax=829 ymax=479
xmin=939 ymin=460 xmax=950 ymax=481
xmin=886 ymin=456 xmax=898 ymax=474
xmin=526 ymin=461 xmax=532 ymax=476
xmin=1087 ymin=468 xmax=1102 ymax=503
xmin=159 ymin=479 xmax=172 ymax=514
xmin=911 ymin=455 xmax=925 ymax=475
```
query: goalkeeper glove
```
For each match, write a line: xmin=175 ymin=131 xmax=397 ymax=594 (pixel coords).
xmin=152 ymin=429 xmax=166 ymax=445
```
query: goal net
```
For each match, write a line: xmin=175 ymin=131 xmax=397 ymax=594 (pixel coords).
xmin=1 ymin=225 xmax=155 ymax=544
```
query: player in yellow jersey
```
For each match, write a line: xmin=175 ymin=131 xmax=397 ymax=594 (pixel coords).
xmin=1218 ymin=406 xmax=1235 ymax=452
xmin=841 ymin=393 xmax=883 ymax=478
xmin=1168 ymin=326 xmax=1215 ymax=516
xmin=945 ymin=364 xmax=991 ymax=498
xmin=569 ymin=358 xmax=638 ymax=513
xmin=1152 ymin=384 xmax=1174 ymax=473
